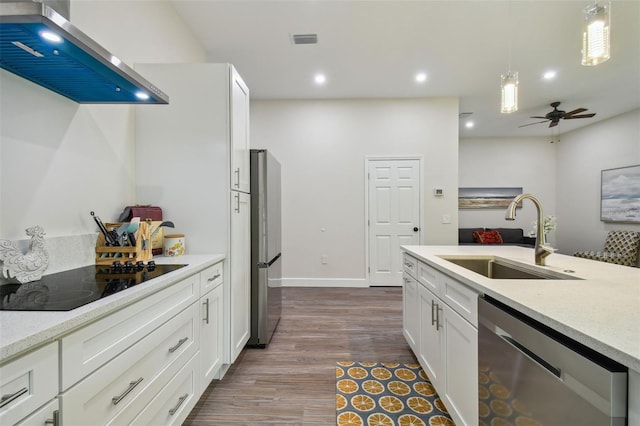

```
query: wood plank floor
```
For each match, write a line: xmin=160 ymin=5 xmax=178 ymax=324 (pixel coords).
xmin=184 ymin=286 xmax=416 ymax=425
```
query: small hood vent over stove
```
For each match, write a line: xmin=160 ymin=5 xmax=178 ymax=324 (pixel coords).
xmin=0 ymin=0 xmax=169 ymax=104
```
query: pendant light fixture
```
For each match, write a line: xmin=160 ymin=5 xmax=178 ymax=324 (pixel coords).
xmin=581 ymin=2 xmax=611 ymax=66
xmin=500 ymin=1 xmax=518 ymax=113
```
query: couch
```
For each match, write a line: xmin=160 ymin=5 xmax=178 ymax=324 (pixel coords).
xmin=459 ymin=228 xmax=536 ymax=247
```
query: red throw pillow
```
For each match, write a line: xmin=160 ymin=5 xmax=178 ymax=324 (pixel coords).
xmin=472 ymin=230 xmax=504 ymax=244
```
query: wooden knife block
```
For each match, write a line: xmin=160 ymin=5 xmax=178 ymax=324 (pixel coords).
xmin=95 ymin=221 xmax=152 ymax=265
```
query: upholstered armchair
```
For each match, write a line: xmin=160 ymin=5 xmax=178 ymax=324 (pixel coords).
xmin=574 ymin=230 xmax=640 ymax=267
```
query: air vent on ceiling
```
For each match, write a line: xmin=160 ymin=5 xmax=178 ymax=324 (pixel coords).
xmin=291 ymin=34 xmax=318 ymax=45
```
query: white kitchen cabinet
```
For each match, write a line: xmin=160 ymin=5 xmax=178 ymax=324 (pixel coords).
xmin=230 ymin=191 xmax=251 ymax=362
xmin=60 ymin=303 xmax=199 ymax=425
xmin=0 ymin=342 xmax=58 ymax=426
xmin=60 ymin=275 xmax=198 ymax=390
xmin=135 ymin=63 xmax=252 ymax=368
xmin=402 ymin=254 xmax=479 ymax=426
xmin=131 ymin=353 xmax=199 ymax=426
xmin=200 ymin=262 xmax=225 ymax=392
xmin=418 ymin=284 xmax=443 ymax=390
xmin=230 ymin=66 xmax=250 ymax=193
xmin=14 ymin=398 xmax=58 ymax=426
xmin=441 ymin=302 xmax=478 ymax=425
xmin=402 ymin=274 xmax=419 ymax=352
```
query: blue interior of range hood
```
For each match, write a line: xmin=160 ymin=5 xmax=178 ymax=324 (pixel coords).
xmin=0 ymin=22 xmax=168 ymax=104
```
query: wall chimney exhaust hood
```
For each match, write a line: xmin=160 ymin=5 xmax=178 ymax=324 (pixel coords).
xmin=0 ymin=0 xmax=169 ymax=104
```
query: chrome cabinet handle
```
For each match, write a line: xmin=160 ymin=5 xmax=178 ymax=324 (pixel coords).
xmin=235 ymin=193 xmax=240 ymax=213
xmin=169 ymin=337 xmax=188 ymax=353
xmin=112 ymin=377 xmax=143 ymax=405
xmin=169 ymin=393 xmax=189 ymax=415
xmin=404 ymin=261 xmax=414 ymax=268
xmin=0 ymin=387 xmax=28 ymax=408
xmin=431 ymin=300 xmax=437 ymax=326
xmin=45 ymin=410 xmax=60 ymax=426
xmin=234 ymin=168 xmax=240 ymax=187
xmin=207 ymin=273 xmax=221 ymax=282
xmin=435 ymin=305 xmax=443 ymax=331
xmin=203 ymin=298 xmax=210 ymax=324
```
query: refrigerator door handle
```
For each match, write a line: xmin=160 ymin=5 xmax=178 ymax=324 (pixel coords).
xmin=258 ymin=253 xmax=282 ymax=268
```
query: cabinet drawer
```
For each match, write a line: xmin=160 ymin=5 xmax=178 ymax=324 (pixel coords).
xmin=0 ymin=342 xmax=58 ymax=426
xmin=200 ymin=261 xmax=224 ymax=294
xmin=15 ymin=398 xmax=58 ymax=426
xmin=441 ymin=273 xmax=479 ymax=326
xmin=402 ymin=253 xmax=418 ymax=279
xmin=131 ymin=353 xmax=199 ymax=426
xmin=61 ymin=303 xmax=199 ymax=426
xmin=417 ymin=261 xmax=441 ymax=295
xmin=61 ymin=274 xmax=199 ymax=390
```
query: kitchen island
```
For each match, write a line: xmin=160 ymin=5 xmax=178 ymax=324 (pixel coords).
xmin=401 ymin=245 xmax=640 ymax=425
xmin=0 ymin=254 xmax=224 ymax=425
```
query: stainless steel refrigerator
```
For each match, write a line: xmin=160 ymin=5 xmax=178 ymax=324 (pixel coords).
xmin=248 ymin=149 xmax=282 ymax=347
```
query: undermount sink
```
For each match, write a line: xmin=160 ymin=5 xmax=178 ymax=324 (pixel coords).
xmin=437 ymin=255 xmax=581 ymax=280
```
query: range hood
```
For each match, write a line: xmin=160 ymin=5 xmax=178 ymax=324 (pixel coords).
xmin=0 ymin=0 xmax=168 ymax=104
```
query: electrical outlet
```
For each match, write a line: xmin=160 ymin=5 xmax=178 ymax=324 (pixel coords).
xmin=442 ymin=214 xmax=451 ymax=224
xmin=321 ymin=255 xmax=328 ymax=265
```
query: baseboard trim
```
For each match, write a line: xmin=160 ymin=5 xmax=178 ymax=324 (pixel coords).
xmin=281 ymin=278 xmax=369 ymax=288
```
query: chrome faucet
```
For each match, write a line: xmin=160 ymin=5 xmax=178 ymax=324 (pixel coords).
xmin=505 ymin=193 xmax=556 ymax=266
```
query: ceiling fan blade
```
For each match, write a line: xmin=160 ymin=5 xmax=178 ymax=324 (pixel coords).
xmin=549 ymin=120 xmax=559 ymax=128
xmin=564 ymin=113 xmax=596 ymax=119
xmin=530 ymin=116 xmax=549 ymax=119
xmin=519 ymin=120 xmax=548 ymax=128
xmin=564 ymin=108 xmax=587 ymax=116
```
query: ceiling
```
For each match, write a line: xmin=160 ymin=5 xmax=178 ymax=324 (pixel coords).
xmin=168 ymin=0 xmax=640 ymax=138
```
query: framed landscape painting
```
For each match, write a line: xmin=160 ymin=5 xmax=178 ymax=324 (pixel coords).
xmin=458 ymin=187 xmax=523 ymax=209
xmin=601 ymin=165 xmax=640 ymax=223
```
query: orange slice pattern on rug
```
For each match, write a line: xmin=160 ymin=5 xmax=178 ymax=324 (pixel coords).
xmin=336 ymin=362 xmax=454 ymax=426
xmin=338 ymin=411 xmax=363 ymax=426
xmin=362 ymin=380 xmax=385 ymax=395
xmin=388 ymin=381 xmax=411 ymax=396
xmin=398 ymin=414 xmax=426 ymax=426
xmin=352 ymin=395 xmax=376 ymax=412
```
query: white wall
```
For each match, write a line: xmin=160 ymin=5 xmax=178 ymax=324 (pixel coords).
xmin=459 ymin=136 xmax=557 ymax=244
xmin=251 ymin=98 xmax=459 ymax=286
xmin=0 ymin=1 xmax=204 ymax=242
xmin=556 ymin=108 xmax=640 ymax=255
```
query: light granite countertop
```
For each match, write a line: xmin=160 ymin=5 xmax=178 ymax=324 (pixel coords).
xmin=0 ymin=254 xmax=225 ymax=364
xmin=401 ymin=245 xmax=640 ymax=372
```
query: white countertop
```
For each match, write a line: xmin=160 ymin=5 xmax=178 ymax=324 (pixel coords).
xmin=402 ymin=245 xmax=640 ymax=372
xmin=0 ymin=254 xmax=224 ymax=363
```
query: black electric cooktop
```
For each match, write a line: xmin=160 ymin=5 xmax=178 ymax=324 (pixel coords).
xmin=0 ymin=261 xmax=187 ymax=312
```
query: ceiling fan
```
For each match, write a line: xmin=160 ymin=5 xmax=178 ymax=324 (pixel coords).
xmin=520 ymin=101 xmax=596 ymax=128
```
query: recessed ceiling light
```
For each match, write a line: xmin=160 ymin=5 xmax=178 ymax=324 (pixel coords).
xmin=465 ymin=121 xmax=475 ymax=128
xmin=415 ymin=72 xmax=427 ymax=83
xmin=543 ymin=70 xmax=557 ymax=80
xmin=314 ymin=73 xmax=326 ymax=85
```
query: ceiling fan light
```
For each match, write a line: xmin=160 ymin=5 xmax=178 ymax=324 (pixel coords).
xmin=500 ymin=71 xmax=518 ymax=114
xmin=581 ymin=2 xmax=611 ymax=66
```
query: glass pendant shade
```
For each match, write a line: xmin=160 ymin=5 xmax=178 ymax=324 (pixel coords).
xmin=582 ymin=2 xmax=610 ymax=66
xmin=500 ymin=71 xmax=518 ymax=114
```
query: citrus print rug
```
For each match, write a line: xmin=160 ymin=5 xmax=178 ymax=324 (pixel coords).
xmin=336 ymin=362 xmax=455 ymax=426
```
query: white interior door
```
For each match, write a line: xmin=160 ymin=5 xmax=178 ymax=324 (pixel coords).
xmin=368 ymin=158 xmax=421 ymax=286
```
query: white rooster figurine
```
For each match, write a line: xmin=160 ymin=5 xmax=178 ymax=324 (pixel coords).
xmin=0 ymin=225 xmax=49 ymax=284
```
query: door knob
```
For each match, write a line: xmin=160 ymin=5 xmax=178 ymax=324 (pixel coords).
xmin=413 ymin=227 xmax=419 ymax=232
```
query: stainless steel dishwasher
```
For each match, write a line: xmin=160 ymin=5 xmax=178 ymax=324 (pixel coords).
xmin=478 ymin=296 xmax=627 ymax=426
